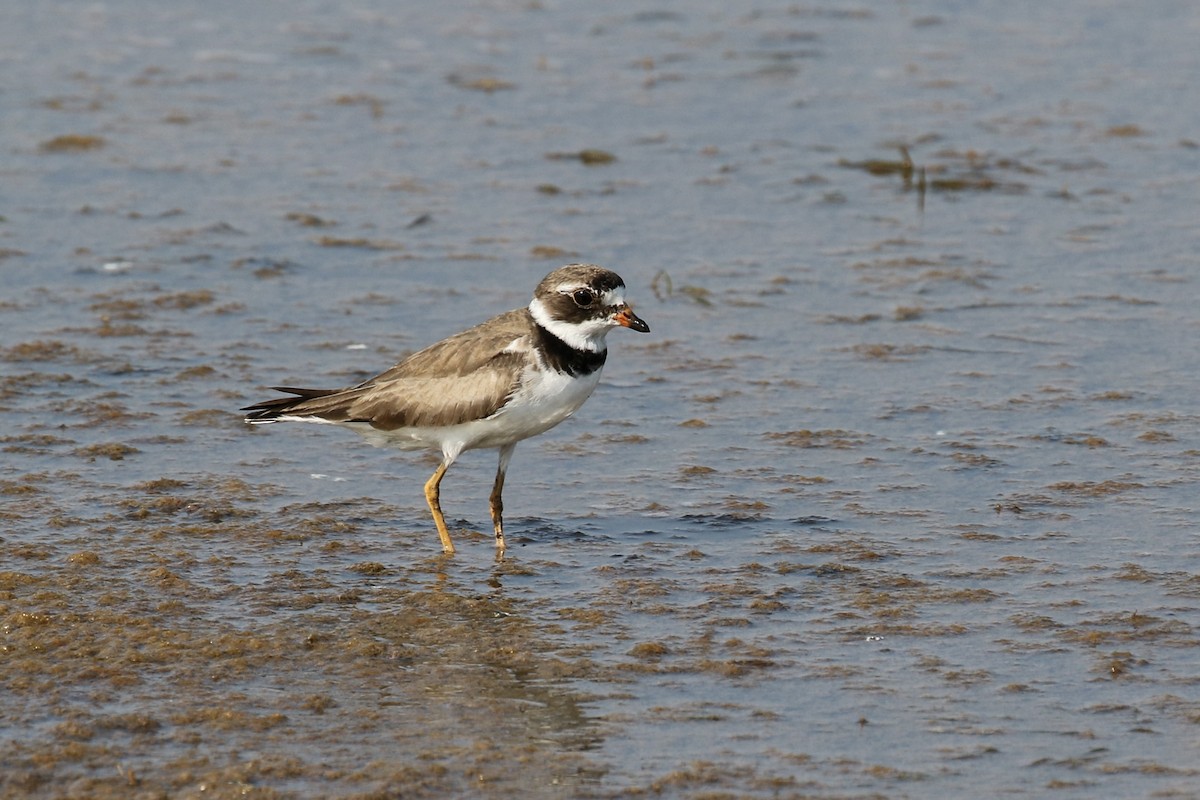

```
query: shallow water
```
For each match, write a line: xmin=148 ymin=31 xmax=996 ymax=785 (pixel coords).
xmin=4 ymin=1 xmax=1200 ymax=798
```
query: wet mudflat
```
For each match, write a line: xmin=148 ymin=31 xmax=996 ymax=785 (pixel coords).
xmin=4 ymin=1 xmax=1200 ymax=797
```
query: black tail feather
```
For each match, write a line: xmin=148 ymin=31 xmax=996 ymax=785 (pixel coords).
xmin=241 ymin=386 xmax=340 ymax=420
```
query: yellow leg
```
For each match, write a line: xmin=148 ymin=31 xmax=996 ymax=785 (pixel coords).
xmin=424 ymin=461 xmax=455 ymax=554
xmin=490 ymin=445 xmax=514 ymax=552
xmin=489 ymin=467 xmax=506 ymax=551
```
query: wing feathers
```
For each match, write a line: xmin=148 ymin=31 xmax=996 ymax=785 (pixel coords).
xmin=242 ymin=310 xmax=534 ymax=429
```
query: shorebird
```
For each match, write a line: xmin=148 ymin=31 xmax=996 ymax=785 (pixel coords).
xmin=243 ymin=264 xmax=649 ymax=554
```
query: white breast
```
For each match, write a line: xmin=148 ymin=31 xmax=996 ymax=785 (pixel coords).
xmin=344 ymin=364 xmax=603 ymax=459
xmin=497 ymin=363 xmax=603 ymax=437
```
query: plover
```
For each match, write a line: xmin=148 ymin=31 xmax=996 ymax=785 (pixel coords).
xmin=243 ymin=264 xmax=650 ymax=554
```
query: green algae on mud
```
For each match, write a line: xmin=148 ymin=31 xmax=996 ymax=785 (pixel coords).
xmin=1 ymin=520 xmax=606 ymax=797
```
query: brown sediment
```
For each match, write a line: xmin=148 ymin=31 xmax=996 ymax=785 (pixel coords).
xmin=839 ymin=147 xmax=1035 ymax=194
xmin=314 ymin=236 xmax=405 ymax=250
xmin=545 ymin=149 xmax=617 ymax=165
xmin=39 ymin=134 xmax=106 ymax=152
xmin=285 ymin=212 xmax=337 ymax=227
xmin=1 ymin=484 xmax=608 ymax=797
xmin=765 ymin=429 xmax=869 ymax=448
xmin=530 ymin=245 xmax=576 ymax=259
xmin=447 ymin=74 xmax=516 ymax=92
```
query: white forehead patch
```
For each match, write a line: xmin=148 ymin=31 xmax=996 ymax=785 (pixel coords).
xmin=598 ymin=287 xmax=626 ymax=307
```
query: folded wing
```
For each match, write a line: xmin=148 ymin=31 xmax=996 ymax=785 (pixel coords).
xmin=243 ymin=309 xmax=533 ymax=430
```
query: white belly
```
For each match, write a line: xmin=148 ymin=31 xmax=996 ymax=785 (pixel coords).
xmin=345 ymin=366 xmax=602 ymax=459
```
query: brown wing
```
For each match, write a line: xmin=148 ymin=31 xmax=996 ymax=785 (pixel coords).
xmin=243 ymin=309 xmax=534 ymax=429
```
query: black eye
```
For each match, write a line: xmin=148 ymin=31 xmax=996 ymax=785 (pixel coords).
xmin=572 ymin=289 xmax=595 ymax=307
